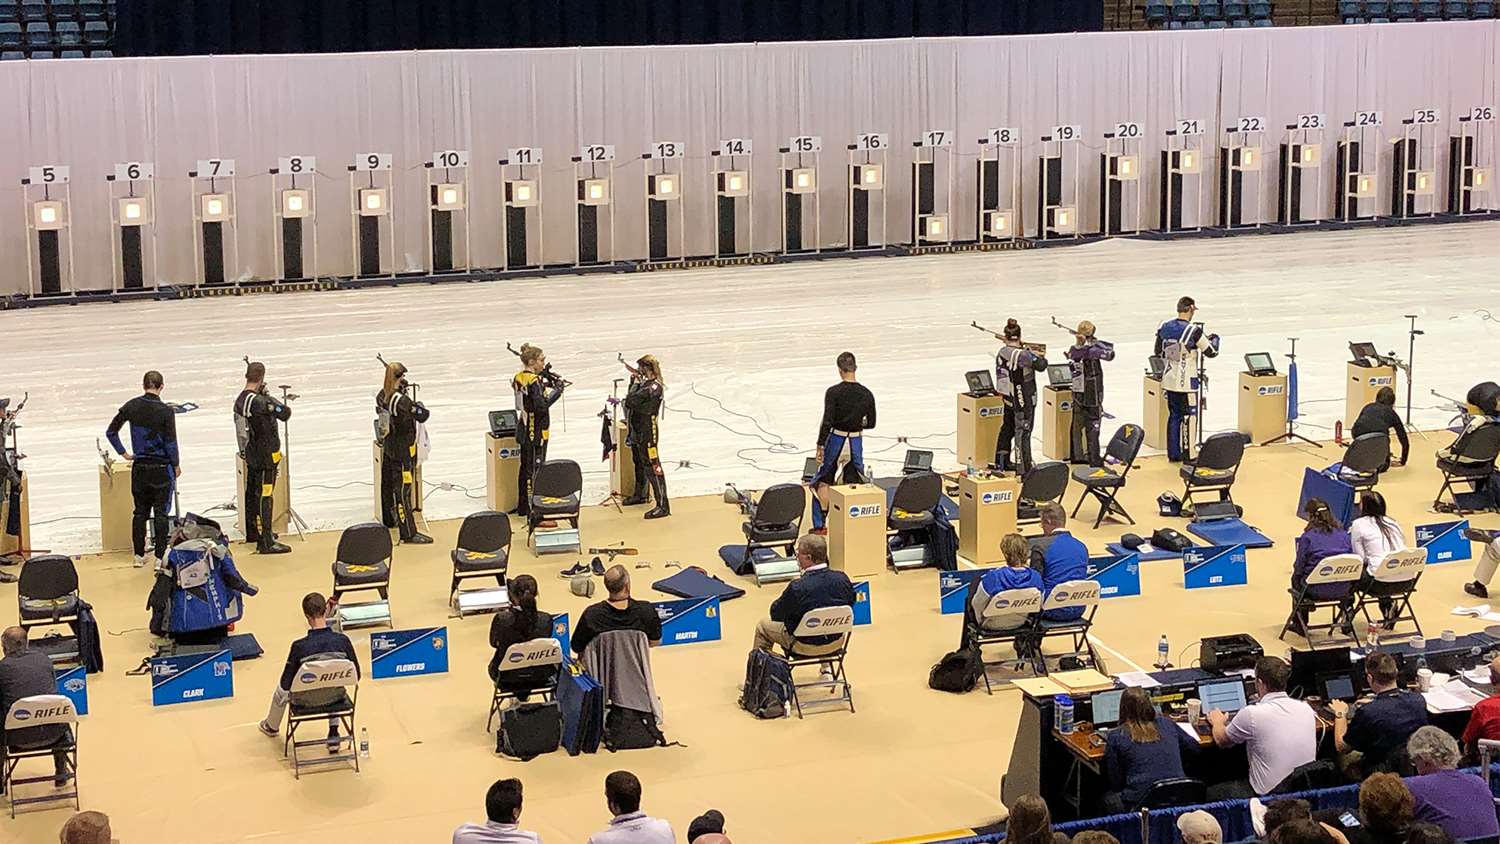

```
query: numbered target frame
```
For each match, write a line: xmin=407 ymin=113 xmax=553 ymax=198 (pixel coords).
xmin=21 ymin=164 xmax=77 ymax=296
xmin=1037 ymin=125 xmax=1082 ymax=240
xmin=270 ymin=155 xmax=318 ymax=282
xmin=1219 ymin=117 xmax=1267 ymax=229
xmin=426 ymin=149 xmax=473 ymax=274
xmin=976 ymin=127 xmax=1021 ymax=243
xmin=573 ymin=144 xmax=617 ymax=267
xmin=711 ymin=138 xmax=754 ymax=259
xmin=911 ymin=129 xmax=955 ymax=246
xmin=1160 ymin=119 xmax=1207 ymax=233
xmin=642 ymin=141 xmax=687 ymax=264
xmin=1100 ymin=122 xmax=1145 ymax=236
xmin=106 ymin=161 xmax=160 ymax=292
xmin=1336 ymin=111 xmax=1382 ymax=222
xmin=1451 ymin=107 xmax=1495 ymax=215
xmin=779 ymin=139 xmax=821 ymax=254
xmin=189 ymin=158 xmax=241 ymax=286
xmin=1391 ymin=108 xmax=1441 ymax=219
xmin=500 ymin=147 xmax=544 ymax=270
xmin=1278 ymin=114 xmax=1327 ymax=226
xmin=846 ymin=133 xmax=887 ymax=251
xmin=349 ymin=152 xmax=396 ymax=278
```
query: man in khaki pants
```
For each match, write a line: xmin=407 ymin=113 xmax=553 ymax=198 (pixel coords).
xmin=1464 ymin=528 xmax=1500 ymax=599
xmin=753 ymin=534 xmax=855 ymax=655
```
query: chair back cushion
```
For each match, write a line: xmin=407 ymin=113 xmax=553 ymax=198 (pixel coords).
xmin=534 ymin=460 xmax=584 ymax=499
xmin=500 ymin=638 xmax=564 ymax=674
xmin=1021 ymin=461 xmax=1070 ymax=503
xmin=794 ymin=605 xmax=855 ymax=638
xmin=1373 ymin=549 xmax=1426 ymax=584
xmin=1041 ymin=579 xmax=1100 ymax=614
xmin=457 ymin=511 xmax=511 ymax=554
xmin=291 ymin=658 xmax=359 ymax=693
xmin=1306 ymin=553 xmax=1364 ymax=586
xmin=1106 ymin=424 xmax=1145 ymax=466
xmin=1195 ymin=432 xmax=1246 ymax=471
xmin=4 ymin=694 xmax=76 ymax=730
xmin=17 ymin=554 xmax=79 ymax=601
xmin=336 ymin=522 xmax=393 ymax=567
xmin=891 ymin=472 xmax=941 ymax=515
xmin=755 ymin=484 xmax=806 ymax=527
xmin=1342 ymin=432 xmax=1392 ymax=474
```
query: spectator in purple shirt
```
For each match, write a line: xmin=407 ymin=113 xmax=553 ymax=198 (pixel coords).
xmin=1404 ymin=727 xmax=1500 ymax=842
xmin=1289 ymin=499 xmax=1355 ymax=631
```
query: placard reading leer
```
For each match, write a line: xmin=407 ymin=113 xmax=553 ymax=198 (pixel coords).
xmin=1088 ymin=553 xmax=1142 ymax=598
xmin=1416 ymin=520 xmax=1471 ymax=564
xmin=1182 ymin=544 xmax=1248 ymax=590
xmin=151 ymin=649 xmax=233 ymax=706
xmin=938 ymin=568 xmax=998 ymax=614
xmin=371 ymin=626 xmax=449 ymax=678
xmin=654 ymin=597 xmax=722 ymax=646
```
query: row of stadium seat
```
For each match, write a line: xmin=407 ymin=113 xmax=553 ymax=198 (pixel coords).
xmin=1339 ymin=0 xmax=1497 ymax=20
xmin=1145 ymin=1 xmax=1275 ymax=26
xmin=1 ymin=48 xmax=111 ymax=58
xmin=0 ymin=19 xmax=110 ymax=51
xmin=0 ymin=0 xmax=112 ymax=23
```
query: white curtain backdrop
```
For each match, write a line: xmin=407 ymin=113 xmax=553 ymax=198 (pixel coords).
xmin=2 ymin=23 xmax=1497 ymax=295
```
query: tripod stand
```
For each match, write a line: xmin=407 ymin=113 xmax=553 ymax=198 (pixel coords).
xmin=599 ymin=378 xmax=625 ymax=513
xmin=276 ymin=384 xmax=310 ymax=541
xmin=1262 ymin=337 xmax=1320 ymax=447
xmin=1402 ymin=314 xmax=1422 ymax=431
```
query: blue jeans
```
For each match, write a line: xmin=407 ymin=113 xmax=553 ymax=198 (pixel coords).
xmin=810 ymin=432 xmax=864 ymax=529
xmin=1166 ymin=390 xmax=1193 ymax=462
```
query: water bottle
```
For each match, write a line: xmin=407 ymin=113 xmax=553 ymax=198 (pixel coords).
xmin=1157 ymin=634 xmax=1170 ymax=669
xmin=359 ymin=727 xmax=370 ymax=759
xmin=1055 ymin=694 xmax=1075 ymax=735
xmin=966 ymin=461 xmax=976 ymax=478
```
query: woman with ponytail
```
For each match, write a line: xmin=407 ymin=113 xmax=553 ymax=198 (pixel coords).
xmin=487 ymin=574 xmax=557 ymax=696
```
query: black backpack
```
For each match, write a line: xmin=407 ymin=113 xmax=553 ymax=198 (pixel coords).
xmin=1151 ymin=527 xmax=1192 ymax=552
xmin=498 ymin=702 xmax=562 ymax=760
xmin=738 ymin=649 xmax=792 ymax=719
xmin=603 ymin=706 xmax=667 ymax=751
xmin=928 ymin=644 xmax=983 ymax=693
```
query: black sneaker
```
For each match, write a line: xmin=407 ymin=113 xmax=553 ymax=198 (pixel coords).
xmin=403 ymin=533 xmax=434 ymax=545
xmin=1465 ymin=528 xmax=1499 ymax=544
xmin=0 ymin=571 xmax=16 ymax=584
xmin=258 ymin=541 xmax=292 ymax=555
xmin=1466 ymin=581 xmax=1490 ymax=599
xmin=558 ymin=561 xmax=590 ymax=579
xmin=590 ymin=556 xmax=606 ymax=576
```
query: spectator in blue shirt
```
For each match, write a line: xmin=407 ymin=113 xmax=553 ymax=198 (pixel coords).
xmin=753 ymin=534 xmax=855 ymax=654
xmin=960 ymin=533 xmax=1043 ymax=649
xmin=257 ymin=592 xmax=361 ymax=749
xmin=1036 ymin=502 xmax=1088 ymax=621
xmin=1103 ymin=687 xmax=1198 ymax=811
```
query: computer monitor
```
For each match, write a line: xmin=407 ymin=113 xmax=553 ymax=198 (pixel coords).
xmin=1288 ymin=646 xmax=1353 ymax=699
xmin=965 ymin=370 xmax=996 ymax=396
xmin=488 ymin=409 xmax=518 ymax=438
xmin=1090 ymin=689 xmax=1124 ymax=728
xmin=801 ymin=456 xmax=821 ymax=482
xmin=1197 ymin=679 xmax=1248 ymax=714
xmin=1147 ymin=356 xmax=1166 ymax=380
xmin=902 ymin=450 xmax=934 ymax=475
xmin=1348 ymin=341 xmax=1378 ymax=364
xmin=1047 ymin=364 xmax=1073 ymax=388
xmin=1244 ymin=352 xmax=1277 ymax=376
xmin=1322 ymin=674 xmax=1356 ymax=702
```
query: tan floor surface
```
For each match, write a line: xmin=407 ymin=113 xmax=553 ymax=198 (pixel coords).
xmin=4 ymin=433 xmax=1498 ymax=844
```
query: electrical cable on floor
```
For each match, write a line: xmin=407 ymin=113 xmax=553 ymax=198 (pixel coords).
xmin=29 ymin=515 xmax=94 ymax=526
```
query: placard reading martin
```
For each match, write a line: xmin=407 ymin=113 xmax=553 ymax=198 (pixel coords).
xmin=371 ymin=627 xmax=450 ymax=679
xmin=1417 ymin=520 xmax=1471 ymax=564
xmin=151 ymin=650 xmax=233 ymax=706
xmin=654 ymin=597 xmax=722 ymax=646
xmin=1182 ymin=544 xmax=1248 ymax=590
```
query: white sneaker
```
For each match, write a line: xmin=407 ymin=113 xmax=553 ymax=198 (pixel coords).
xmin=132 ymin=555 xmax=148 ymax=568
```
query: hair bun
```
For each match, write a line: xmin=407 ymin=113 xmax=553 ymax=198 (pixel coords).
xmin=1005 ymin=319 xmax=1019 ymax=328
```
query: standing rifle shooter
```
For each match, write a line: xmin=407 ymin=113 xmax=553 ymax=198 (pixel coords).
xmin=971 ymin=321 xmax=1046 ymax=356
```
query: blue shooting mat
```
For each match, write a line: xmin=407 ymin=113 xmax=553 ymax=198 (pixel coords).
xmin=1187 ymin=517 xmax=1274 ymax=549
xmin=652 ymin=567 xmax=746 ymax=602
xmin=1105 ymin=542 xmax=1192 ymax=561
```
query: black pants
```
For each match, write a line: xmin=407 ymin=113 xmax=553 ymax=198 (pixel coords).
xmin=132 ymin=461 xmax=172 ymax=559
xmin=380 ymin=448 xmax=419 ymax=539
xmin=1071 ymin=403 xmax=1104 ymax=467
xmin=629 ymin=421 xmax=667 ymax=506
xmin=995 ymin=402 xmax=1035 ymax=473
xmin=516 ymin=436 xmax=548 ymax=516
xmin=3 ymin=470 xmax=20 ymax=538
xmin=243 ymin=461 xmax=279 ymax=551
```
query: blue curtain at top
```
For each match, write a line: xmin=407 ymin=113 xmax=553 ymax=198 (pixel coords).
xmin=116 ymin=0 xmax=1104 ymax=56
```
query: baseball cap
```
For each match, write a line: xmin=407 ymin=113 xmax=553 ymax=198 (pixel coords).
xmin=1178 ymin=810 xmax=1223 ymax=844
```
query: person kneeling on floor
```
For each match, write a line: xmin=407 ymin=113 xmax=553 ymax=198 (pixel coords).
xmin=753 ymin=534 xmax=855 ymax=655
xmin=257 ymin=592 xmax=361 ymax=749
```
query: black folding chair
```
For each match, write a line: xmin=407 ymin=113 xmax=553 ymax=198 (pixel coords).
xmin=1071 ymin=424 xmax=1145 ymax=529
xmin=774 ymin=606 xmax=856 ymax=718
xmin=1279 ymin=553 xmax=1362 ymax=644
xmin=1017 ymin=461 xmax=1069 ymax=528
xmin=1335 ymin=432 xmax=1392 ymax=492
xmin=740 ymin=483 xmax=805 ymax=565
xmin=450 ymin=510 xmax=511 ymax=601
xmin=1180 ymin=432 xmax=1245 ymax=510
xmin=487 ymin=638 xmax=563 ymax=733
xmin=17 ymin=555 xmax=82 ymax=665
xmin=330 ymin=522 xmax=394 ymax=629
xmin=528 ymin=460 xmax=583 ymax=535
xmin=1138 ymin=777 xmax=1207 ymax=809
xmin=886 ymin=472 xmax=940 ymax=571
xmin=1434 ymin=425 xmax=1500 ymax=514
xmin=1354 ymin=549 xmax=1427 ymax=638
xmin=966 ymin=585 xmax=1044 ymax=694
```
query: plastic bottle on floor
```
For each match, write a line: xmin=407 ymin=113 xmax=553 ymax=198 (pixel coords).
xmin=359 ymin=727 xmax=370 ymax=759
xmin=1157 ymin=634 xmax=1170 ymax=669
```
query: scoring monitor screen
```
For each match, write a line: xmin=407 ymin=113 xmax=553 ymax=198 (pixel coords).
xmin=1244 ymin=352 xmax=1275 ymax=375
xmin=1090 ymin=689 xmax=1124 ymax=727
xmin=1197 ymin=679 xmax=1248 ymax=714
xmin=1323 ymin=675 xmax=1355 ymax=701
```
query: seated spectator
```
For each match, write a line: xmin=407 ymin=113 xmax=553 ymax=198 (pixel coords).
xmin=1349 ymin=492 xmax=1409 ymax=621
xmin=487 ymin=575 xmax=557 ymax=696
xmin=1319 ymin=773 xmax=1414 ymax=844
xmin=1072 ymin=833 xmax=1120 ymax=844
xmin=753 ymin=534 xmax=855 ymax=655
xmin=1264 ymin=799 xmax=1314 ymax=839
xmin=1290 ymin=498 xmax=1356 ymax=629
xmin=58 ymin=810 xmax=115 ymax=844
xmin=960 ymin=533 xmax=1043 ymax=650
xmin=1035 ymin=502 xmax=1087 ymax=622
xmin=1331 ymin=652 xmax=1427 ymax=775
xmin=571 ymin=566 xmax=662 ymax=657
xmin=1273 ymin=818 xmax=1342 ymax=844
xmin=586 ymin=770 xmax=673 ymax=844
xmin=687 ymin=809 xmax=727 ymax=844
xmin=452 ymin=777 xmax=540 ymax=844
xmin=1177 ymin=811 xmax=1223 ymax=844
xmin=1005 ymin=794 xmax=1069 ymax=844
xmin=0 ymin=626 xmax=71 ymax=788
xmin=1439 ymin=391 xmax=1499 ymax=466
xmin=1463 ymin=529 xmax=1500 ymax=599
xmin=1350 ymin=387 xmax=1408 ymax=469
xmin=1461 ymin=654 xmax=1500 ymax=751
xmin=1208 ymin=656 xmax=1316 ymax=798
xmin=1403 ymin=823 xmax=1454 ymax=844
xmin=256 ymin=592 xmax=361 ymax=747
xmin=1404 ymin=726 xmax=1499 ymax=842
xmin=1103 ymin=687 xmax=1198 ymax=811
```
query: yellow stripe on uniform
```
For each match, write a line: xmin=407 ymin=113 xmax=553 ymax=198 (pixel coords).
xmin=402 ymin=471 xmax=413 ymax=484
xmin=261 ymin=484 xmax=274 ymax=498
xmin=271 ymin=451 xmax=282 ymax=464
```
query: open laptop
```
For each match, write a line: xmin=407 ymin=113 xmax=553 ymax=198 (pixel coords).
xmin=902 ymin=450 xmax=934 ymax=475
xmin=1047 ymin=364 xmax=1073 ymax=388
xmin=1090 ymin=688 xmax=1124 ymax=729
xmin=1146 ymin=356 xmax=1166 ymax=380
xmin=1348 ymin=341 xmax=1378 ymax=366
xmin=965 ymin=370 xmax=996 ymax=396
xmin=1197 ymin=679 xmax=1248 ymax=714
xmin=488 ymin=409 xmax=518 ymax=438
xmin=1321 ymin=674 xmax=1357 ymax=703
xmin=1244 ymin=352 xmax=1277 ymax=377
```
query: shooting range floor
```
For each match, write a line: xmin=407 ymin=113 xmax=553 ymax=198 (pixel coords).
xmin=6 ymin=438 xmax=1498 ymax=844
xmin=6 ymin=219 xmax=1500 ymax=556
